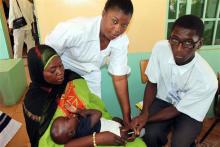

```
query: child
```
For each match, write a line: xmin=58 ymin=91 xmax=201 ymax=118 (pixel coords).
xmin=50 ymin=109 xmax=133 ymax=144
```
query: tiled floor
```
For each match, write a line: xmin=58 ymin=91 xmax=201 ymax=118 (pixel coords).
xmin=0 ymin=93 xmax=30 ymax=147
xmin=1 ymin=58 xmax=220 ymax=147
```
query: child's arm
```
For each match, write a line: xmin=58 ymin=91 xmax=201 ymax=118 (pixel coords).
xmin=65 ymin=131 xmax=125 ymax=147
xmin=79 ymin=109 xmax=102 ymax=127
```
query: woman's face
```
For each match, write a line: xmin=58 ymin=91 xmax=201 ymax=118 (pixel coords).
xmin=43 ymin=56 xmax=64 ymax=85
xmin=100 ymin=8 xmax=132 ymax=40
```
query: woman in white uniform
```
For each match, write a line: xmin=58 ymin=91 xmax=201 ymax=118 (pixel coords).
xmin=45 ymin=0 xmax=133 ymax=127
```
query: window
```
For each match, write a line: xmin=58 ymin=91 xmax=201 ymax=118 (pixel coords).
xmin=167 ymin=0 xmax=220 ymax=48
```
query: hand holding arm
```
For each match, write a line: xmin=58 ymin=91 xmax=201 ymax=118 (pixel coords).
xmin=131 ymin=81 xmax=157 ymax=135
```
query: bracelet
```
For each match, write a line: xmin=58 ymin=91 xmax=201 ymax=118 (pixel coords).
xmin=93 ymin=132 xmax=97 ymax=147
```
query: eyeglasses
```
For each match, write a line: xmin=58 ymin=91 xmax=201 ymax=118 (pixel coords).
xmin=169 ymin=36 xmax=200 ymax=49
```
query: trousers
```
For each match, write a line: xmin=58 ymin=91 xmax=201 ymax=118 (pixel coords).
xmin=13 ymin=28 xmax=35 ymax=58
xmin=143 ymin=98 xmax=202 ymax=147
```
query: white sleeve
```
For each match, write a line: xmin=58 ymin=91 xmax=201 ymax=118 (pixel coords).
xmin=45 ymin=21 xmax=79 ymax=56
xmin=145 ymin=43 xmax=161 ymax=83
xmin=8 ymin=0 xmax=15 ymax=29
xmin=176 ymin=79 xmax=218 ymax=121
xmin=108 ymin=36 xmax=130 ymax=76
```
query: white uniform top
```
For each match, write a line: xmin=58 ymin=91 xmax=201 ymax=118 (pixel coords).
xmin=145 ymin=40 xmax=218 ymax=122
xmin=45 ymin=16 xmax=130 ymax=97
xmin=8 ymin=0 xmax=34 ymax=30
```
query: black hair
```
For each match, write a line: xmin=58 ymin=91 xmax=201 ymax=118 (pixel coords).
xmin=50 ymin=117 xmax=69 ymax=144
xmin=104 ymin=0 xmax=133 ymax=16
xmin=172 ymin=15 xmax=204 ymax=38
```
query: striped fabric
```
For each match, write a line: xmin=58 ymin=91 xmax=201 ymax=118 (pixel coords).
xmin=0 ymin=111 xmax=21 ymax=147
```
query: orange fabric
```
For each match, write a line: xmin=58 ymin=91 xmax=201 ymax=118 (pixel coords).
xmin=58 ymin=82 xmax=85 ymax=116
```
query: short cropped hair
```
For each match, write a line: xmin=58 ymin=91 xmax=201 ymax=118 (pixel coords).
xmin=104 ymin=0 xmax=133 ymax=16
xmin=172 ymin=15 xmax=204 ymax=38
xmin=50 ymin=117 xmax=69 ymax=144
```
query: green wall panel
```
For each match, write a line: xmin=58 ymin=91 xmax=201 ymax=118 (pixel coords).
xmin=0 ymin=4 xmax=11 ymax=59
xmin=0 ymin=17 xmax=10 ymax=59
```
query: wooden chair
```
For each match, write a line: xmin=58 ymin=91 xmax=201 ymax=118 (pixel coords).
xmin=199 ymin=72 xmax=220 ymax=143
xmin=140 ymin=59 xmax=149 ymax=84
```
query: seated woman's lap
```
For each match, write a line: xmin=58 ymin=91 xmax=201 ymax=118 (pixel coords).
xmin=39 ymin=79 xmax=147 ymax=147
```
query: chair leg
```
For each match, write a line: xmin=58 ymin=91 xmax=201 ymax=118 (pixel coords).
xmin=199 ymin=119 xmax=219 ymax=143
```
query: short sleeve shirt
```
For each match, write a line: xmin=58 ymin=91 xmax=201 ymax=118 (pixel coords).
xmin=45 ymin=16 xmax=130 ymax=97
xmin=145 ymin=40 xmax=218 ymax=121
xmin=75 ymin=116 xmax=101 ymax=138
xmin=45 ymin=16 xmax=130 ymax=76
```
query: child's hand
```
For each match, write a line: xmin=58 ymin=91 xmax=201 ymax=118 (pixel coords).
xmin=120 ymin=127 xmax=136 ymax=141
xmin=78 ymin=109 xmax=101 ymax=118
xmin=64 ymin=102 xmax=77 ymax=113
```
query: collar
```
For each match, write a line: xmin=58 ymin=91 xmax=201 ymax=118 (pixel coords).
xmin=168 ymin=47 xmax=198 ymax=74
xmin=87 ymin=16 xmax=101 ymax=42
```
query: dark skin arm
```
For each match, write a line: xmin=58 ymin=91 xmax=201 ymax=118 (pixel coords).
xmin=112 ymin=75 xmax=131 ymax=127
xmin=131 ymin=81 xmax=181 ymax=135
xmin=78 ymin=109 xmax=102 ymax=128
xmin=65 ymin=131 xmax=125 ymax=147
xmin=130 ymin=81 xmax=157 ymax=134
xmin=148 ymin=106 xmax=180 ymax=122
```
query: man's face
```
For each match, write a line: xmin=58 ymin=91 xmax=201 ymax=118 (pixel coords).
xmin=169 ymin=26 xmax=202 ymax=65
xmin=101 ymin=8 xmax=132 ymax=40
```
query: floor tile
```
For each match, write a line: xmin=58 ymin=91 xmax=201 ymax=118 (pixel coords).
xmin=6 ymin=112 xmax=30 ymax=147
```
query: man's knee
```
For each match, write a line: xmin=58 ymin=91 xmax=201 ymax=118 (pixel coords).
xmin=172 ymin=136 xmax=196 ymax=147
xmin=171 ymin=130 xmax=198 ymax=147
xmin=143 ymin=125 xmax=168 ymax=147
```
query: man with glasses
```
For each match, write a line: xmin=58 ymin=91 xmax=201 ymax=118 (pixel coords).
xmin=131 ymin=15 xmax=218 ymax=147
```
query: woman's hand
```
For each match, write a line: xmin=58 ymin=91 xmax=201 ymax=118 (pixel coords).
xmin=96 ymin=131 xmax=126 ymax=146
xmin=131 ymin=113 xmax=148 ymax=136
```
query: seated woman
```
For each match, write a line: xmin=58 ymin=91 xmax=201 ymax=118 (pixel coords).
xmin=23 ymin=45 xmax=146 ymax=147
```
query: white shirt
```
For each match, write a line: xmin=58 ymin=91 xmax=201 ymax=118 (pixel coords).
xmin=100 ymin=118 xmax=121 ymax=136
xmin=8 ymin=0 xmax=34 ymax=30
xmin=145 ymin=40 xmax=218 ymax=121
xmin=45 ymin=16 xmax=130 ymax=97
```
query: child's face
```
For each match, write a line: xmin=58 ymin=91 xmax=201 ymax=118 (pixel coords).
xmin=64 ymin=115 xmax=80 ymax=139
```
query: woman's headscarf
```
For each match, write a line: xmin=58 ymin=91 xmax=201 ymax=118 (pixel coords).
xmin=24 ymin=45 xmax=81 ymax=143
xmin=28 ymin=44 xmax=58 ymax=87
